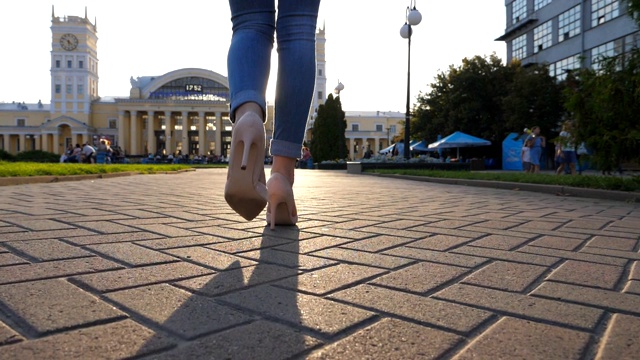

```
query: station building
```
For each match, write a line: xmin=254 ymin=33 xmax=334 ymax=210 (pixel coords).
xmin=0 ymin=9 xmax=403 ymax=160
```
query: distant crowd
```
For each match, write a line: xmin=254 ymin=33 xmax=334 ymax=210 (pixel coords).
xmin=60 ymin=139 xmax=123 ymax=164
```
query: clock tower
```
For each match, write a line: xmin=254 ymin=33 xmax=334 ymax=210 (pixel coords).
xmin=50 ymin=6 xmax=98 ymax=123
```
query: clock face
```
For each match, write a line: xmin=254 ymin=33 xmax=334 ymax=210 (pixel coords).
xmin=60 ymin=33 xmax=78 ymax=51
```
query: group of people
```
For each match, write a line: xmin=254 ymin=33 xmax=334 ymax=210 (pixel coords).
xmin=521 ymin=122 xmax=584 ymax=175
xmin=61 ymin=140 xmax=114 ymax=164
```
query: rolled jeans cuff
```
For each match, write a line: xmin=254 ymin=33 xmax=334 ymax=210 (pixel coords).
xmin=229 ymin=90 xmax=266 ymax=122
xmin=270 ymin=139 xmax=302 ymax=159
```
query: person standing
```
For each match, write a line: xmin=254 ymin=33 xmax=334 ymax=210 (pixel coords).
xmin=521 ymin=138 xmax=532 ymax=173
xmin=224 ymin=0 xmax=321 ymax=229
xmin=526 ymin=126 xmax=546 ymax=174
xmin=556 ymin=122 xmax=577 ymax=175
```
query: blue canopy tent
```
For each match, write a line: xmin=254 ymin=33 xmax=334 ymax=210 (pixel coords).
xmin=428 ymin=131 xmax=491 ymax=158
xmin=379 ymin=140 xmax=421 ymax=155
xmin=410 ymin=140 xmax=437 ymax=153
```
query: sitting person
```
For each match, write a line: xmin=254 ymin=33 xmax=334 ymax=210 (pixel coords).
xmin=65 ymin=144 xmax=82 ymax=163
xmin=82 ymin=142 xmax=96 ymax=163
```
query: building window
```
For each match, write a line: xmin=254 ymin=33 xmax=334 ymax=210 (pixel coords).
xmin=108 ymin=119 xmax=117 ymax=129
xmin=55 ymin=84 xmax=61 ymax=94
xmin=511 ymin=0 xmax=527 ymax=24
xmin=534 ymin=0 xmax=552 ymax=11
xmin=16 ymin=119 xmax=26 ymax=127
xmin=77 ymin=84 xmax=83 ymax=94
xmin=66 ymin=84 xmax=72 ymax=94
xmin=512 ymin=33 xmax=527 ymax=60
xmin=318 ymin=91 xmax=323 ymax=99
xmin=389 ymin=125 xmax=397 ymax=134
xmin=558 ymin=5 xmax=581 ymax=42
xmin=351 ymin=124 xmax=359 ymax=131
xmin=591 ymin=0 xmax=619 ymax=27
xmin=318 ymin=69 xmax=322 ymax=76
xmin=67 ymin=60 xmax=72 ymax=68
xmin=375 ymin=124 xmax=383 ymax=132
xmin=533 ymin=21 xmax=552 ymax=53
xmin=79 ymin=60 xmax=84 ymax=69
xmin=591 ymin=39 xmax=624 ymax=70
xmin=550 ymin=54 xmax=581 ymax=80
xmin=55 ymin=60 xmax=60 ymax=68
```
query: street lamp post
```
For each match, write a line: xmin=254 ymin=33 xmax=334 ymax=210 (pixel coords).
xmin=400 ymin=1 xmax=422 ymax=160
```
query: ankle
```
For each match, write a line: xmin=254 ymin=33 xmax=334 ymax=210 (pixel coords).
xmin=235 ymin=102 xmax=263 ymax=122
xmin=271 ymin=156 xmax=296 ymax=185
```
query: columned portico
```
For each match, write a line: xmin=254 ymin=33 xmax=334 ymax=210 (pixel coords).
xmin=18 ymin=134 xmax=25 ymax=152
xmin=165 ymin=111 xmax=173 ymax=155
xmin=118 ymin=111 xmax=127 ymax=153
xmin=181 ymin=111 xmax=188 ymax=155
xmin=198 ymin=111 xmax=206 ymax=156
xmin=41 ymin=133 xmax=49 ymax=153
xmin=130 ymin=110 xmax=139 ymax=155
xmin=147 ymin=111 xmax=156 ymax=155
xmin=53 ymin=132 xmax=60 ymax=155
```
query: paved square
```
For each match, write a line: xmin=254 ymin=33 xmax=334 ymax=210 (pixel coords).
xmin=0 ymin=168 xmax=638 ymax=359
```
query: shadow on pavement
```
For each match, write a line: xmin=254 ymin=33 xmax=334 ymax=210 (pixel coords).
xmin=132 ymin=227 xmax=309 ymax=359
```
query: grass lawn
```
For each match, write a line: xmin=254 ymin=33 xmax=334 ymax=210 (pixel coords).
xmin=0 ymin=162 xmax=200 ymax=177
xmin=366 ymin=169 xmax=640 ymax=192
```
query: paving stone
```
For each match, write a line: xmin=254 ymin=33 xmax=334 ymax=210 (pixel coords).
xmin=406 ymin=234 xmax=474 ymax=251
xmin=461 ymin=261 xmax=548 ymax=292
xmin=585 ymin=236 xmax=638 ymax=251
xmin=528 ymin=236 xmax=586 ymax=251
xmin=357 ymin=225 xmax=433 ymax=239
xmin=86 ymin=243 xmax=178 ymax=267
xmin=564 ymin=219 xmax=611 ymax=230
xmin=434 ymin=284 xmax=603 ymax=331
xmin=329 ymin=219 xmax=382 ymax=230
xmin=469 ymin=220 xmax=524 ymax=230
xmin=0 ymin=227 xmax=27 ymax=235
xmin=330 ymin=284 xmax=492 ymax=334
xmin=239 ymin=248 xmax=337 ymax=270
xmin=304 ymin=226 xmax=378 ymax=240
xmin=375 ymin=219 xmax=431 ymax=229
xmin=624 ymin=280 xmax=640 ymax=295
xmin=370 ymin=261 xmax=469 ymax=294
xmin=0 ymin=319 xmax=174 ymax=360
xmin=115 ymin=218 xmax=184 ymax=226
xmin=518 ymin=246 xmax=627 ymax=266
xmin=579 ymin=247 xmax=640 ymax=261
xmin=0 ymin=253 xmax=28 ymax=267
xmin=277 ymin=264 xmax=386 ymax=295
xmin=0 ymin=279 xmax=125 ymax=336
xmin=152 ymin=320 xmax=322 ymax=360
xmin=73 ymin=221 xmax=140 ymax=234
xmin=407 ymin=225 xmax=488 ymax=239
xmin=171 ymin=219 xmax=237 ymax=229
xmin=468 ymin=234 xmax=533 ymax=250
xmin=3 ymin=219 xmax=74 ymax=231
xmin=310 ymin=247 xmax=414 ymax=269
xmin=190 ymin=226 xmax=262 ymax=240
xmin=632 ymin=261 xmax=640 ymax=280
xmin=453 ymin=246 xmax=560 ymax=266
xmin=596 ymin=313 xmax=640 ymax=360
xmin=453 ymin=317 xmax=591 ymax=360
xmin=464 ymin=225 xmax=590 ymax=240
xmin=175 ymin=263 xmax=299 ymax=296
xmin=548 ymin=260 xmax=624 ymax=290
xmin=0 ymin=320 xmax=23 ymax=346
xmin=308 ymin=318 xmax=464 ymax=360
xmin=532 ymin=281 xmax=640 ymax=315
xmin=166 ymin=246 xmax=257 ymax=270
xmin=340 ymin=235 xmax=415 ymax=252
xmin=274 ymin=236 xmax=354 ymax=254
xmin=129 ymin=223 xmax=203 ymax=237
xmin=106 ymin=284 xmax=252 ymax=339
xmin=0 ymin=257 xmax=123 ymax=285
xmin=4 ymin=239 xmax=92 ymax=261
xmin=206 ymin=236 xmax=291 ymax=254
xmin=516 ymin=220 xmax=565 ymax=231
xmin=64 ymin=231 xmax=163 ymax=246
xmin=0 ymin=229 xmax=97 ymax=242
xmin=219 ymin=285 xmax=375 ymax=336
xmin=384 ymin=246 xmax=489 ymax=268
xmin=72 ymin=262 xmax=213 ymax=293
xmin=427 ymin=219 xmax=483 ymax=229
xmin=135 ymin=235 xmax=227 ymax=249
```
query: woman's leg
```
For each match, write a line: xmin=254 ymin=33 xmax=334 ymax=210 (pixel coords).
xmin=270 ymin=0 xmax=321 ymax=182
xmin=227 ymin=0 xmax=276 ymax=121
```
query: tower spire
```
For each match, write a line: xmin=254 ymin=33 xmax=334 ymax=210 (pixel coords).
xmin=85 ymin=6 xmax=88 ymax=19
xmin=52 ymin=5 xmax=55 ymax=19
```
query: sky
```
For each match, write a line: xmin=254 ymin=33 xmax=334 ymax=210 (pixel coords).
xmin=1 ymin=1 xmax=506 ymax=112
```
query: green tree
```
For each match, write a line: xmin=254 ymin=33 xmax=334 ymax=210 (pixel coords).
xmin=310 ymin=94 xmax=347 ymax=162
xmin=564 ymin=49 xmax=640 ymax=170
xmin=626 ymin=0 xmax=640 ymax=26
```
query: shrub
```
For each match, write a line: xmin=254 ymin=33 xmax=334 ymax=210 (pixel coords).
xmin=0 ymin=149 xmax=16 ymax=161
xmin=15 ymin=150 xmax=60 ymax=163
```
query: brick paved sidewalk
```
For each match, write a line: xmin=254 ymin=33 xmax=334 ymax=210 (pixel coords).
xmin=0 ymin=168 xmax=639 ymax=359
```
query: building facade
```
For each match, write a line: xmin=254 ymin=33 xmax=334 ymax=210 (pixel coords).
xmin=497 ymin=0 xmax=639 ymax=79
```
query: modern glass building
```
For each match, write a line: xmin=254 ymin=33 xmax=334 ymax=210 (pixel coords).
xmin=497 ymin=0 xmax=639 ymax=79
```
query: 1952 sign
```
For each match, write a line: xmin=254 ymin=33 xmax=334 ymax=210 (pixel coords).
xmin=185 ymin=84 xmax=203 ymax=92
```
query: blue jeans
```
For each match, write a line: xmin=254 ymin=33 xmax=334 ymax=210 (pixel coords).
xmin=228 ymin=0 xmax=321 ymax=159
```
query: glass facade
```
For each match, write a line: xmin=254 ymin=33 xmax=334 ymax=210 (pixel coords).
xmin=512 ymin=0 xmax=527 ymax=24
xmin=591 ymin=0 xmax=620 ymax=27
xmin=534 ymin=0 xmax=552 ymax=11
xmin=512 ymin=33 xmax=527 ymax=60
xmin=550 ymin=55 xmax=581 ymax=80
xmin=148 ymin=77 xmax=229 ymax=102
xmin=558 ymin=5 xmax=581 ymax=42
xmin=533 ymin=21 xmax=553 ymax=53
